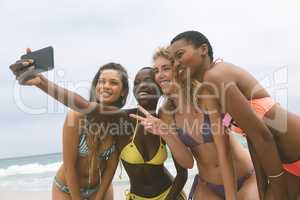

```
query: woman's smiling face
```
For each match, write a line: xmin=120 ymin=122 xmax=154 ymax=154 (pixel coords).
xmin=153 ymin=56 xmax=176 ymax=96
xmin=169 ymin=39 xmax=204 ymax=81
xmin=133 ymin=68 xmax=161 ymax=107
xmin=96 ymin=69 xmax=124 ymax=105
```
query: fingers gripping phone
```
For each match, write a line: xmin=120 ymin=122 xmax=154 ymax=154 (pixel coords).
xmin=18 ymin=46 xmax=54 ymax=83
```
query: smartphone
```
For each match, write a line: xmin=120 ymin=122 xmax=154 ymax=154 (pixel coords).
xmin=18 ymin=46 xmax=54 ymax=83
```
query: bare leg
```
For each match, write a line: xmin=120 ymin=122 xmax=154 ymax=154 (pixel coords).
xmin=237 ymin=174 xmax=259 ymax=200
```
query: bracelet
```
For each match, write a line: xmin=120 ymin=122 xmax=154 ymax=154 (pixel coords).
xmin=268 ymin=170 xmax=285 ymax=179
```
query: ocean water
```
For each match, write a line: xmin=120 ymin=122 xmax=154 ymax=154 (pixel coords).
xmin=0 ymin=135 xmax=247 ymax=192
xmin=0 ymin=154 xmax=194 ymax=191
xmin=0 ymin=152 xmax=137 ymax=191
xmin=0 ymin=154 xmax=192 ymax=192
xmin=0 ymin=153 xmax=62 ymax=191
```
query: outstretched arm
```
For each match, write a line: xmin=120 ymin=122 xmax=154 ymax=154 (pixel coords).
xmin=9 ymin=48 xmax=96 ymax=113
xmin=36 ymin=74 xmax=97 ymax=113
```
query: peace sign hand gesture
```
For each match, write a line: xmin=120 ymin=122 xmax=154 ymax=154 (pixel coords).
xmin=129 ymin=105 xmax=172 ymax=136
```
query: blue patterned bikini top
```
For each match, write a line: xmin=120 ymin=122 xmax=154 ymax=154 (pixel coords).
xmin=78 ymin=133 xmax=116 ymax=161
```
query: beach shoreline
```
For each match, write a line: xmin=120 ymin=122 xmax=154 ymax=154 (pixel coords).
xmin=0 ymin=176 xmax=194 ymax=200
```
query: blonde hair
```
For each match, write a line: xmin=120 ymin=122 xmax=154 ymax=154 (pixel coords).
xmin=152 ymin=47 xmax=174 ymax=64
xmin=153 ymin=47 xmax=204 ymax=107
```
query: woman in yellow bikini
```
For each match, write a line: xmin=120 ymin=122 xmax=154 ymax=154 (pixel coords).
xmin=117 ymin=67 xmax=187 ymax=200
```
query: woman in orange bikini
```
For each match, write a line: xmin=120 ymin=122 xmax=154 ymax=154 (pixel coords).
xmin=168 ymin=31 xmax=300 ymax=200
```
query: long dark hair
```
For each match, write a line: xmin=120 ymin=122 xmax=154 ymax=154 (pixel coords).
xmin=85 ymin=62 xmax=129 ymax=185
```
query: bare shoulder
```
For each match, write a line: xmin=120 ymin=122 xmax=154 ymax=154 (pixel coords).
xmin=67 ymin=110 xmax=84 ymax=119
xmin=65 ymin=111 xmax=85 ymax=131
xmin=203 ymin=62 xmax=231 ymax=81
xmin=204 ymin=62 xmax=252 ymax=84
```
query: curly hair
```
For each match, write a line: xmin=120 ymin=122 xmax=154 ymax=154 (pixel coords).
xmin=152 ymin=47 xmax=174 ymax=64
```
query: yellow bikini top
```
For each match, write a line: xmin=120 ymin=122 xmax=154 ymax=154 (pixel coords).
xmin=120 ymin=121 xmax=167 ymax=165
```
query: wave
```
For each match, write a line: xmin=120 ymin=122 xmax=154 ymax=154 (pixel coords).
xmin=0 ymin=162 xmax=61 ymax=177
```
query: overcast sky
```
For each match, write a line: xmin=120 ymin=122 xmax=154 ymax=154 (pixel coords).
xmin=1 ymin=0 xmax=300 ymax=158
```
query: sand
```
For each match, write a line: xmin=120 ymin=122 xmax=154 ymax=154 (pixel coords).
xmin=0 ymin=176 xmax=194 ymax=200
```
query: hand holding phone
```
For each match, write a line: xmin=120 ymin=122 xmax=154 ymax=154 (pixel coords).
xmin=15 ymin=46 xmax=54 ymax=83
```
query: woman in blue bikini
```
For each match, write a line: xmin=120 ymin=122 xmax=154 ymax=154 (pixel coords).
xmin=51 ymin=62 xmax=128 ymax=200
xmin=10 ymin=54 xmax=127 ymax=200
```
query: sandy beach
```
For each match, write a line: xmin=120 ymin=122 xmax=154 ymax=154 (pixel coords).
xmin=0 ymin=176 xmax=194 ymax=200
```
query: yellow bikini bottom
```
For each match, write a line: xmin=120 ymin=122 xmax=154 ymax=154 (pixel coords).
xmin=125 ymin=186 xmax=186 ymax=200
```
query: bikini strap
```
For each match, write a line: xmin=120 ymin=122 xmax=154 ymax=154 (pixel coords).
xmin=131 ymin=110 xmax=140 ymax=142
xmin=159 ymin=136 xmax=164 ymax=146
xmin=131 ymin=121 xmax=139 ymax=142
xmin=208 ymin=58 xmax=224 ymax=69
xmin=214 ymin=58 xmax=224 ymax=64
xmin=100 ymin=143 xmax=116 ymax=160
xmin=188 ymin=174 xmax=199 ymax=200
